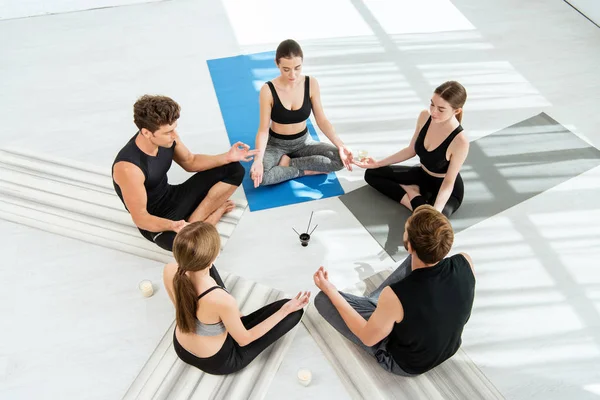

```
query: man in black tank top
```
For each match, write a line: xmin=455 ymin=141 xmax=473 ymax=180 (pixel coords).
xmin=313 ymin=205 xmax=475 ymax=376
xmin=112 ymin=95 xmax=257 ymax=251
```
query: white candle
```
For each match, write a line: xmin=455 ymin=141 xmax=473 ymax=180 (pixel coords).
xmin=297 ymin=368 xmax=312 ymax=386
xmin=139 ymin=280 xmax=154 ymax=297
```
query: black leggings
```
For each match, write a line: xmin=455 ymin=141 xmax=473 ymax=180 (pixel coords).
xmin=140 ymin=162 xmax=244 ymax=251
xmin=173 ymin=299 xmax=303 ymax=375
xmin=364 ymin=165 xmax=464 ymax=217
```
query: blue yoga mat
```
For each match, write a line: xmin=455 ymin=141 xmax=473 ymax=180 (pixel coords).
xmin=207 ymin=52 xmax=345 ymax=212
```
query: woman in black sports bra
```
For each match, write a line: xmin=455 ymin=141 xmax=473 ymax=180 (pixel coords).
xmin=249 ymin=39 xmax=353 ymax=187
xmin=163 ymin=222 xmax=310 ymax=375
xmin=354 ymin=81 xmax=468 ymax=217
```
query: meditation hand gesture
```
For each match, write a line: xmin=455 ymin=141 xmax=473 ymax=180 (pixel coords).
xmin=250 ymin=160 xmax=263 ymax=188
xmin=338 ymin=146 xmax=354 ymax=171
xmin=226 ymin=141 xmax=260 ymax=163
xmin=353 ymin=156 xmax=379 ymax=169
xmin=313 ymin=266 xmax=337 ymax=295
xmin=282 ymin=291 xmax=311 ymax=314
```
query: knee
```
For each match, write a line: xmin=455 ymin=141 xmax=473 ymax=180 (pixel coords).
xmin=442 ymin=198 xmax=461 ymax=217
xmin=314 ymin=291 xmax=332 ymax=316
xmin=228 ymin=161 xmax=244 ymax=186
xmin=287 ymin=308 xmax=304 ymax=325
xmin=364 ymin=168 xmax=380 ymax=186
xmin=331 ymin=152 xmax=344 ymax=170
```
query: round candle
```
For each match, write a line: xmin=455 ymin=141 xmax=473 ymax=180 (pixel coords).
xmin=297 ymin=368 xmax=312 ymax=386
xmin=139 ymin=280 xmax=154 ymax=298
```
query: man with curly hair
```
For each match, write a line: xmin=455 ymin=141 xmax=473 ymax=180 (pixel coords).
xmin=112 ymin=95 xmax=257 ymax=251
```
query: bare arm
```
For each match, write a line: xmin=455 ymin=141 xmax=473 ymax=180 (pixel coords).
xmin=375 ymin=110 xmax=429 ymax=167
xmin=113 ymin=162 xmax=178 ymax=232
xmin=311 ymin=77 xmax=353 ymax=170
xmin=172 ymin=134 xmax=230 ymax=172
xmin=324 ymin=287 xmax=402 ymax=346
xmin=250 ymin=85 xmax=274 ymax=187
xmin=163 ymin=263 xmax=177 ymax=306
xmin=433 ymin=135 xmax=469 ymax=212
xmin=218 ymin=291 xmax=309 ymax=347
xmin=311 ymin=77 xmax=343 ymax=148
xmin=254 ymin=85 xmax=273 ymax=163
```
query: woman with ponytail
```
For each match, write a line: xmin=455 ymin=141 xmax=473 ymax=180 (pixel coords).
xmin=355 ymin=81 xmax=468 ymax=217
xmin=163 ymin=222 xmax=310 ymax=375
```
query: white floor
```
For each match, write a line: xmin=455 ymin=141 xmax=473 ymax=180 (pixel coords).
xmin=1 ymin=0 xmax=600 ymax=399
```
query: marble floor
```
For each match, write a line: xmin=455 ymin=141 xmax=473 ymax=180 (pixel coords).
xmin=1 ymin=0 xmax=600 ymax=398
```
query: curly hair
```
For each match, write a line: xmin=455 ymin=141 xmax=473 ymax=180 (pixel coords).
xmin=133 ymin=95 xmax=180 ymax=133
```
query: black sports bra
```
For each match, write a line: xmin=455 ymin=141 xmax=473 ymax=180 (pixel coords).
xmin=266 ymin=76 xmax=312 ymax=124
xmin=414 ymin=117 xmax=463 ymax=174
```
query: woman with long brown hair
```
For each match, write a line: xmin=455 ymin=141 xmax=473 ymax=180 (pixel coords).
xmin=355 ymin=81 xmax=468 ymax=217
xmin=163 ymin=222 xmax=310 ymax=375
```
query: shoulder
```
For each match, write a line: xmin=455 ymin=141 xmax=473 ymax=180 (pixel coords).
xmin=259 ymin=84 xmax=273 ymax=100
xmin=378 ymin=286 xmax=404 ymax=320
xmin=450 ymin=131 xmax=469 ymax=153
xmin=309 ymin=76 xmax=320 ymax=91
xmin=163 ymin=262 xmax=178 ymax=279
xmin=455 ymin=253 xmax=475 ymax=274
xmin=416 ymin=110 xmax=430 ymax=129
xmin=113 ymin=160 xmax=144 ymax=182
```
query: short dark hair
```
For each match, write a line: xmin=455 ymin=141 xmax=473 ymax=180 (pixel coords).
xmin=133 ymin=95 xmax=180 ymax=133
xmin=275 ymin=39 xmax=303 ymax=64
xmin=406 ymin=205 xmax=454 ymax=264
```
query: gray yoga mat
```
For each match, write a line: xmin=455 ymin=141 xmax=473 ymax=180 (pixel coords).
xmin=341 ymin=112 xmax=600 ymax=261
xmin=303 ymin=268 xmax=503 ymax=399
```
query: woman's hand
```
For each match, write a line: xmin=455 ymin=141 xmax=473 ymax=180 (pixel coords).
xmin=313 ymin=266 xmax=337 ymax=295
xmin=281 ymin=291 xmax=311 ymax=314
xmin=352 ymin=156 xmax=379 ymax=169
xmin=338 ymin=146 xmax=354 ymax=171
xmin=250 ymin=160 xmax=264 ymax=188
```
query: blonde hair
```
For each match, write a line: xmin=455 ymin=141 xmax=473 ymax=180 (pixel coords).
xmin=172 ymin=222 xmax=221 ymax=333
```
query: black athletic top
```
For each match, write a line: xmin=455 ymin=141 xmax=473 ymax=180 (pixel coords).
xmin=415 ymin=117 xmax=463 ymax=174
xmin=387 ymin=254 xmax=475 ymax=374
xmin=266 ymin=76 xmax=312 ymax=124
xmin=112 ymin=133 xmax=176 ymax=210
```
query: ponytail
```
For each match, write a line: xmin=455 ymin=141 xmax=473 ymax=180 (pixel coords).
xmin=173 ymin=268 xmax=198 ymax=333
xmin=456 ymin=109 xmax=463 ymax=123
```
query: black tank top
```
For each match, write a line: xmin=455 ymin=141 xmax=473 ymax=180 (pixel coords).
xmin=266 ymin=76 xmax=312 ymax=124
xmin=387 ymin=254 xmax=475 ymax=374
xmin=415 ymin=117 xmax=463 ymax=174
xmin=112 ymin=133 xmax=176 ymax=210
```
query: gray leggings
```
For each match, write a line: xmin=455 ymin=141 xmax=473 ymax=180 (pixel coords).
xmin=313 ymin=256 xmax=417 ymax=376
xmin=260 ymin=128 xmax=344 ymax=186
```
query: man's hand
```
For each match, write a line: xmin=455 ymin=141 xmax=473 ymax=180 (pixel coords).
xmin=313 ymin=266 xmax=337 ymax=295
xmin=226 ymin=141 xmax=260 ymax=163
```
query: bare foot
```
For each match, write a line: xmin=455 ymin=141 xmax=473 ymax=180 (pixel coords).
xmin=304 ymin=170 xmax=327 ymax=176
xmin=278 ymin=154 xmax=291 ymax=167
xmin=204 ymin=200 xmax=235 ymax=225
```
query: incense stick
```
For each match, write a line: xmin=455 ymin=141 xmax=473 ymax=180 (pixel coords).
xmin=292 ymin=228 xmax=301 ymax=236
xmin=309 ymin=224 xmax=318 ymax=235
xmin=306 ymin=211 xmax=314 ymax=233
